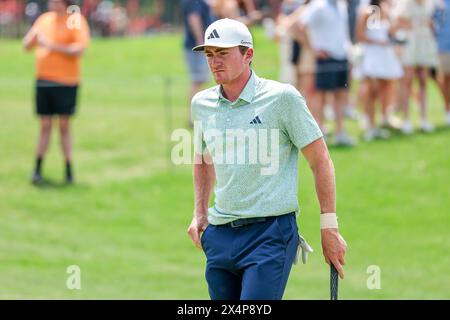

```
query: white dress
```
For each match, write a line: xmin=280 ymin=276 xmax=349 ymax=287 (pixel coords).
xmin=361 ymin=19 xmax=404 ymax=79
xmin=399 ymin=0 xmax=439 ymax=67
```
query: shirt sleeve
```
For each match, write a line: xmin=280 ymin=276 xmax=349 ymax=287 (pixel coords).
xmin=191 ymin=94 xmax=208 ymax=155
xmin=279 ymin=85 xmax=323 ymax=150
xmin=301 ymin=3 xmax=320 ymax=27
xmin=184 ymin=0 xmax=203 ymax=17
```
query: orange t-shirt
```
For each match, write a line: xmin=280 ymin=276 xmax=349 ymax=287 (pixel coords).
xmin=31 ymin=11 xmax=90 ymax=85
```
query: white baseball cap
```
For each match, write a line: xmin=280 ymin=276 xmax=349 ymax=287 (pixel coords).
xmin=192 ymin=18 xmax=253 ymax=52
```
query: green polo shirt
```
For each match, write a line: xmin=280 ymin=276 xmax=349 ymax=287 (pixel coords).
xmin=191 ymin=71 xmax=323 ymax=225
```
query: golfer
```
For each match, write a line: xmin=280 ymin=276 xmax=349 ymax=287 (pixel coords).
xmin=188 ymin=18 xmax=347 ymax=300
xmin=23 ymin=0 xmax=90 ymax=184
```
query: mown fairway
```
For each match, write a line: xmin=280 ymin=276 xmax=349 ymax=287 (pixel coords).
xmin=0 ymin=28 xmax=449 ymax=299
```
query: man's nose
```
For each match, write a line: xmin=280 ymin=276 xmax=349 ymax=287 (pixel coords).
xmin=210 ymin=55 xmax=221 ymax=66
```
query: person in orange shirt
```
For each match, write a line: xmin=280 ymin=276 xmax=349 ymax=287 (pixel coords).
xmin=23 ymin=0 xmax=90 ymax=185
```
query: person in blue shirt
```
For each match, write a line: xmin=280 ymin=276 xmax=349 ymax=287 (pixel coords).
xmin=182 ymin=0 xmax=214 ymax=124
xmin=434 ymin=0 xmax=450 ymax=125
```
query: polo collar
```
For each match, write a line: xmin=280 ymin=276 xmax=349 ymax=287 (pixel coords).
xmin=217 ymin=70 xmax=258 ymax=105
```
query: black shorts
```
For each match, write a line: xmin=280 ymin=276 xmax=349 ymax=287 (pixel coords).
xmin=36 ymin=80 xmax=78 ymax=116
xmin=315 ymin=58 xmax=349 ymax=91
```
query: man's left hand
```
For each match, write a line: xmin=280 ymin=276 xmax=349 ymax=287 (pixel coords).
xmin=321 ymin=229 xmax=347 ymax=279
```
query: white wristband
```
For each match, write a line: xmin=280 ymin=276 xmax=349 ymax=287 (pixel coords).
xmin=320 ymin=213 xmax=338 ymax=229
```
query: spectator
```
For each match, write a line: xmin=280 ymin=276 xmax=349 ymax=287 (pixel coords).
xmin=434 ymin=0 xmax=450 ymax=125
xmin=182 ymin=0 xmax=214 ymax=125
xmin=300 ymin=0 xmax=356 ymax=146
xmin=289 ymin=1 xmax=318 ymax=119
xmin=356 ymin=0 xmax=404 ymax=140
xmin=397 ymin=0 xmax=439 ymax=133
xmin=210 ymin=0 xmax=263 ymax=26
xmin=23 ymin=0 xmax=90 ymax=184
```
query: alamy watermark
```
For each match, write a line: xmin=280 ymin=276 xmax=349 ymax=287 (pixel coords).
xmin=66 ymin=5 xmax=81 ymax=30
xmin=171 ymin=121 xmax=280 ymax=175
xmin=366 ymin=265 xmax=381 ymax=290
xmin=66 ymin=265 xmax=81 ymax=290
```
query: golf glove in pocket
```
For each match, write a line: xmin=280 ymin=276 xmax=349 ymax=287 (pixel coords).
xmin=293 ymin=234 xmax=314 ymax=265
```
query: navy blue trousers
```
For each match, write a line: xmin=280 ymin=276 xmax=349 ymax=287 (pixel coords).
xmin=201 ymin=213 xmax=299 ymax=300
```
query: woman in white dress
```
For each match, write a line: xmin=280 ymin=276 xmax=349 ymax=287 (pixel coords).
xmin=397 ymin=0 xmax=439 ymax=133
xmin=356 ymin=0 xmax=404 ymax=140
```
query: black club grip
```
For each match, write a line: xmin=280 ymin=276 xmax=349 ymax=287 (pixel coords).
xmin=330 ymin=264 xmax=339 ymax=300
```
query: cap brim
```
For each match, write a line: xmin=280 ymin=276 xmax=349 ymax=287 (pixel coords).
xmin=192 ymin=43 xmax=248 ymax=52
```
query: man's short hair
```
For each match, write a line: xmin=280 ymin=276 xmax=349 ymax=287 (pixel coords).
xmin=238 ymin=46 xmax=249 ymax=55
xmin=238 ymin=45 xmax=252 ymax=66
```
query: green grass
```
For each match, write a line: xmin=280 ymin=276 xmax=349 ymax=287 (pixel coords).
xmin=0 ymin=28 xmax=449 ymax=299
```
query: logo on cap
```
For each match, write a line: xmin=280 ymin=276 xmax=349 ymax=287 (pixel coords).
xmin=207 ymin=29 xmax=220 ymax=40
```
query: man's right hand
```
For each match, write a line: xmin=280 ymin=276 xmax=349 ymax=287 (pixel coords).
xmin=187 ymin=213 xmax=209 ymax=249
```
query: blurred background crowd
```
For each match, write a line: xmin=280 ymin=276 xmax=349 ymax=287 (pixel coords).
xmin=263 ymin=0 xmax=450 ymax=144
xmin=2 ymin=0 xmax=450 ymax=146
xmin=0 ymin=0 xmax=280 ymax=37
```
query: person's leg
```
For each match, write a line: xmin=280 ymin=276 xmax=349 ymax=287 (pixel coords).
xmin=59 ymin=116 xmax=72 ymax=163
xmin=301 ymin=72 xmax=317 ymax=103
xmin=314 ymin=58 xmax=332 ymax=133
xmin=417 ymin=66 xmax=433 ymax=131
xmin=379 ymin=79 xmax=396 ymax=126
xmin=330 ymin=59 xmax=356 ymax=145
xmin=445 ymin=74 xmax=450 ymax=113
xmin=363 ymin=78 xmax=376 ymax=131
xmin=36 ymin=116 xmax=53 ymax=158
xmin=445 ymin=74 xmax=450 ymax=124
xmin=202 ymin=225 xmax=242 ymax=300
xmin=344 ymin=65 xmax=359 ymax=120
xmin=300 ymin=72 xmax=318 ymax=121
xmin=334 ymin=88 xmax=356 ymax=145
xmin=370 ymin=79 xmax=390 ymax=139
xmin=334 ymin=89 xmax=347 ymax=135
xmin=357 ymin=78 xmax=369 ymax=125
xmin=205 ymin=266 xmax=242 ymax=300
xmin=33 ymin=116 xmax=53 ymax=182
xmin=186 ymin=50 xmax=208 ymax=125
xmin=438 ymin=71 xmax=450 ymax=116
xmin=401 ymin=66 xmax=414 ymax=133
xmin=55 ymin=84 xmax=77 ymax=183
xmin=59 ymin=116 xmax=73 ymax=182
xmin=437 ymin=55 xmax=450 ymax=113
xmin=313 ymin=91 xmax=326 ymax=133
xmin=379 ymin=80 xmax=390 ymax=122
xmin=239 ymin=214 xmax=298 ymax=300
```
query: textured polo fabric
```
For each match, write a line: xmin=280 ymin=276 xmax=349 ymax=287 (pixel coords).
xmin=191 ymin=71 xmax=323 ymax=225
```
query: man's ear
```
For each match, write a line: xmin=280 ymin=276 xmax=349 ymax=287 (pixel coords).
xmin=245 ymin=48 xmax=254 ymax=64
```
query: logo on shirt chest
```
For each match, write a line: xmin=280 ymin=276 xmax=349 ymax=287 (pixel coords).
xmin=249 ymin=115 xmax=262 ymax=124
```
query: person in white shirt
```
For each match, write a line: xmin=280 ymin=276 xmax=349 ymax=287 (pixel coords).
xmin=300 ymin=0 xmax=356 ymax=146
xmin=397 ymin=0 xmax=439 ymax=133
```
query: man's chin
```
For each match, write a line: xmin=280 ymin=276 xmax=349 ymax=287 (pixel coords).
xmin=213 ymin=76 xmax=226 ymax=85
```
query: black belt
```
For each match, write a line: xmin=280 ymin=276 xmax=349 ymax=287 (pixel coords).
xmin=222 ymin=212 xmax=295 ymax=228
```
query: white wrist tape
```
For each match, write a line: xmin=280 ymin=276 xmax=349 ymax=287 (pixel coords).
xmin=320 ymin=213 xmax=338 ymax=229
